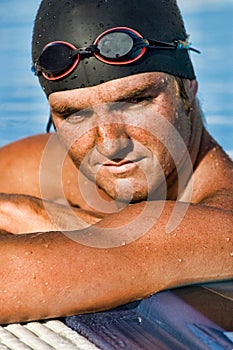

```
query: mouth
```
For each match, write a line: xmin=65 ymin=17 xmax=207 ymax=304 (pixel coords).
xmin=103 ymin=158 xmax=144 ymax=175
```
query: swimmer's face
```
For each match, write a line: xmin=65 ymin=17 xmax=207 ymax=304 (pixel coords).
xmin=49 ymin=72 xmax=196 ymax=202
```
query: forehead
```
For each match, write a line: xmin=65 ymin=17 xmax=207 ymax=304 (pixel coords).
xmin=49 ymin=72 xmax=175 ymax=108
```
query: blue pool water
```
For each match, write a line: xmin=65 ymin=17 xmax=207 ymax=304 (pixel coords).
xmin=0 ymin=0 xmax=232 ymax=157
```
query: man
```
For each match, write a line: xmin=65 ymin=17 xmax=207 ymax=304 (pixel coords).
xmin=0 ymin=0 xmax=232 ymax=325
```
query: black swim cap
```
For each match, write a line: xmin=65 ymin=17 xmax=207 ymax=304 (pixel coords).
xmin=32 ymin=0 xmax=196 ymax=96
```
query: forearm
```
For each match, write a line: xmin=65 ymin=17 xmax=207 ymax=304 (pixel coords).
xmin=0 ymin=202 xmax=232 ymax=324
xmin=0 ymin=193 xmax=102 ymax=234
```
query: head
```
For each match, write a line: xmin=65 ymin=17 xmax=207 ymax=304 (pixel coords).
xmin=32 ymin=0 xmax=201 ymax=202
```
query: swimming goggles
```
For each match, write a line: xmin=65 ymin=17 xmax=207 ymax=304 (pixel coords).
xmin=32 ymin=26 xmax=200 ymax=81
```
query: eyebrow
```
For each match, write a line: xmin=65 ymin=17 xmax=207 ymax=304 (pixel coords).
xmin=112 ymin=79 xmax=168 ymax=102
xmin=51 ymin=78 xmax=168 ymax=115
xmin=114 ymin=85 xmax=155 ymax=102
xmin=51 ymin=106 xmax=82 ymax=116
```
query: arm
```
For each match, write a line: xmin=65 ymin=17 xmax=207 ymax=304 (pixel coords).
xmin=0 ymin=193 xmax=103 ymax=234
xmin=0 ymin=201 xmax=232 ymax=324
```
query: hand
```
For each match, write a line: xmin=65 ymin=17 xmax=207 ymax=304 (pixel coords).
xmin=0 ymin=193 xmax=102 ymax=234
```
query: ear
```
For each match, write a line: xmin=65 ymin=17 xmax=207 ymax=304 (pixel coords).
xmin=184 ymin=79 xmax=198 ymax=103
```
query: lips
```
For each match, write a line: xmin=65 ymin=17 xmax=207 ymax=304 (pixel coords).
xmin=103 ymin=158 xmax=143 ymax=175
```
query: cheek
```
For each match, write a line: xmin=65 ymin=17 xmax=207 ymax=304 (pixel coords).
xmin=58 ymin=126 xmax=97 ymax=168
xmin=155 ymin=92 xmax=191 ymax=146
xmin=125 ymin=99 xmax=191 ymax=174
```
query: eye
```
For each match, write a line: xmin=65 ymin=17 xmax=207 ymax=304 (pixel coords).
xmin=127 ymin=95 xmax=153 ymax=104
xmin=65 ymin=108 xmax=93 ymax=124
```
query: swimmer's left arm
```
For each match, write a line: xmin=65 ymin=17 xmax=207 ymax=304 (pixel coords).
xmin=0 ymin=193 xmax=102 ymax=234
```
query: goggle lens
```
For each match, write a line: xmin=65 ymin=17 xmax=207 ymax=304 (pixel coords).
xmin=37 ymin=41 xmax=79 ymax=80
xmin=96 ymin=31 xmax=134 ymax=59
xmin=93 ymin=28 xmax=146 ymax=65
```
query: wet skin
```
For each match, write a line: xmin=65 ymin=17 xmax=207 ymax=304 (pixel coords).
xmin=0 ymin=72 xmax=232 ymax=324
xmin=49 ymin=72 xmax=198 ymax=204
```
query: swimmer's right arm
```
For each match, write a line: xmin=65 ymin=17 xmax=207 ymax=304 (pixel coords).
xmin=0 ymin=200 xmax=232 ymax=325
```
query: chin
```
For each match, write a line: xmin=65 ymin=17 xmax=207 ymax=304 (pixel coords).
xmin=99 ymin=178 xmax=150 ymax=204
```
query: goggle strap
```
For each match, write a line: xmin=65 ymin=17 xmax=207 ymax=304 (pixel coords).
xmin=148 ymin=39 xmax=200 ymax=53
xmin=148 ymin=39 xmax=176 ymax=49
xmin=32 ymin=62 xmax=41 ymax=76
xmin=175 ymin=40 xmax=201 ymax=53
xmin=46 ymin=114 xmax=53 ymax=133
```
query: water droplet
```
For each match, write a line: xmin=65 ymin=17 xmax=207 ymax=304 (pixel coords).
xmin=121 ymin=240 xmax=126 ymax=246
xmin=230 ymin=252 xmax=233 ymax=257
xmin=71 ymin=75 xmax=78 ymax=80
xmin=25 ymin=251 xmax=32 ymax=256
xmin=178 ymin=258 xmax=182 ymax=263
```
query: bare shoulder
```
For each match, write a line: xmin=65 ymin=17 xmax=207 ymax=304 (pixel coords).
xmin=0 ymin=133 xmax=51 ymax=189
xmin=0 ymin=134 xmax=81 ymax=206
xmin=191 ymin=129 xmax=233 ymax=210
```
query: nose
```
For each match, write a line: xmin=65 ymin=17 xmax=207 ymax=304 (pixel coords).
xmin=96 ymin=123 xmax=133 ymax=160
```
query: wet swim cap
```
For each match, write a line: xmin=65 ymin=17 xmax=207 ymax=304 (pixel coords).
xmin=32 ymin=0 xmax=196 ymax=96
